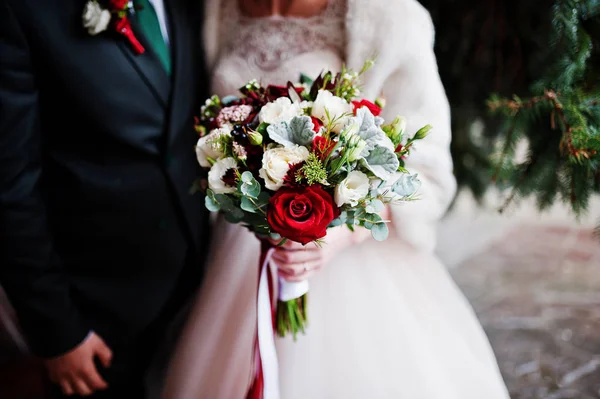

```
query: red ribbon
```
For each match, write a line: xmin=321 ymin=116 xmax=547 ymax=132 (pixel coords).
xmin=115 ymin=17 xmax=145 ymax=55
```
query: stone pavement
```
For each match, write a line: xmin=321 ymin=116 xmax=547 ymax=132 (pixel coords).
xmin=450 ymin=224 xmax=600 ymax=399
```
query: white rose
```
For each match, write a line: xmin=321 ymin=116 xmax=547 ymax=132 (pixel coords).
xmin=82 ymin=1 xmax=111 ymax=36
xmin=195 ymin=126 xmax=231 ymax=168
xmin=208 ymin=157 xmax=238 ymax=194
xmin=259 ymin=97 xmax=304 ymax=125
xmin=259 ymin=146 xmax=310 ymax=191
xmin=335 ymin=171 xmax=370 ymax=207
xmin=311 ymin=90 xmax=353 ymax=133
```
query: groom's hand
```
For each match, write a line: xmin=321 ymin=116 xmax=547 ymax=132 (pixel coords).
xmin=44 ymin=332 xmax=113 ymax=396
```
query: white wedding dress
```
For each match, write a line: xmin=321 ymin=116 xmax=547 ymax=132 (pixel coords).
xmin=161 ymin=1 xmax=511 ymax=398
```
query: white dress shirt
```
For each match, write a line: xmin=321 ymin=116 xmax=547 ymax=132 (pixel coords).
xmin=148 ymin=0 xmax=170 ymax=46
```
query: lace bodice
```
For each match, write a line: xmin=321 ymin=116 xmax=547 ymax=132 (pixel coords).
xmin=211 ymin=0 xmax=346 ymax=97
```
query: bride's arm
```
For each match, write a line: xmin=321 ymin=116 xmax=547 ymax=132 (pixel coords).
xmin=377 ymin=15 xmax=456 ymax=253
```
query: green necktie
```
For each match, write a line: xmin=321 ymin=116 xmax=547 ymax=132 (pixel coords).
xmin=134 ymin=0 xmax=171 ymax=75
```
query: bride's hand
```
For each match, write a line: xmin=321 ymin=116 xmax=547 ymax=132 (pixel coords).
xmin=271 ymin=225 xmax=372 ymax=282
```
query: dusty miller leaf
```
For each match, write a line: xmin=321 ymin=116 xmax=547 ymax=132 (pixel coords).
xmin=266 ymin=116 xmax=316 ymax=148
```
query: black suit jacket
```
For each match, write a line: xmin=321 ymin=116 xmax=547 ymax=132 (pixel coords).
xmin=0 ymin=0 xmax=210 ymax=358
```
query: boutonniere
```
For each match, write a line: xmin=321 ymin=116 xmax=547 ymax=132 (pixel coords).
xmin=82 ymin=0 xmax=145 ymax=55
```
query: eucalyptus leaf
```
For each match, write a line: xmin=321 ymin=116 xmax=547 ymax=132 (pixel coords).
xmin=241 ymin=171 xmax=254 ymax=183
xmin=267 ymin=116 xmax=316 ymax=148
xmin=329 ymin=218 xmax=344 ymax=227
xmin=371 ymin=222 xmax=389 ymax=241
xmin=242 ymin=212 xmax=268 ymax=228
xmin=360 ymin=146 xmax=400 ymax=180
xmin=239 ymin=175 xmax=261 ymax=198
xmin=366 ymin=213 xmax=383 ymax=224
xmin=345 ymin=211 xmax=355 ymax=226
xmin=214 ymin=194 xmax=235 ymax=212
xmin=205 ymin=195 xmax=220 ymax=212
xmin=392 ymin=174 xmax=422 ymax=197
xmin=256 ymin=191 xmax=271 ymax=208
xmin=241 ymin=196 xmax=258 ymax=213
xmin=224 ymin=207 xmax=244 ymax=223
xmin=370 ymin=199 xmax=385 ymax=213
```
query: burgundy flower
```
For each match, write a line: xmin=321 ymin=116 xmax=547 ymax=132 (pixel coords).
xmin=265 ymin=85 xmax=305 ymax=102
xmin=221 ymin=168 xmax=238 ymax=187
xmin=283 ymin=162 xmax=306 ymax=186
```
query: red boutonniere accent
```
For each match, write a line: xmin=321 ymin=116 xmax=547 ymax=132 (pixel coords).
xmin=82 ymin=0 xmax=145 ymax=55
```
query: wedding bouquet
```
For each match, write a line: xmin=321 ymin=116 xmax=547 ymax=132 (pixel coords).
xmin=194 ymin=61 xmax=428 ymax=338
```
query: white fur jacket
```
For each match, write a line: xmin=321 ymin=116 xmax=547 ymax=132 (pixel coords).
xmin=202 ymin=0 xmax=456 ymax=253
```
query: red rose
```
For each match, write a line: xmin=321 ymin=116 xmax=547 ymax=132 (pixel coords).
xmin=268 ymin=185 xmax=339 ymax=245
xmin=312 ymin=135 xmax=335 ymax=161
xmin=310 ymin=116 xmax=324 ymax=133
xmin=352 ymin=99 xmax=382 ymax=116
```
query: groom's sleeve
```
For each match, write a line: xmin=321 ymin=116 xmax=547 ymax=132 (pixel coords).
xmin=0 ymin=0 xmax=90 ymax=358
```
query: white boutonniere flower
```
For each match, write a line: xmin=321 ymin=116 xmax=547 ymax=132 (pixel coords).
xmin=82 ymin=1 xmax=112 ymax=36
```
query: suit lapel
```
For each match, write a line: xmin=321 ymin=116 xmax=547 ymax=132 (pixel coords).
xmin=117 ymin=12 xmax=171 ymax=107
xmin=164 ymin=0 xmax=190 ymax=148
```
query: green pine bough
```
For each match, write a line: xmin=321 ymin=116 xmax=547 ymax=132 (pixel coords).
xmin=486 ymin=0 xmax=599 ymax=220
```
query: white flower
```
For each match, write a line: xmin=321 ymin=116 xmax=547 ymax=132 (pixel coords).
xmin=259 ymin=97 xmax=304 ymax=125
xmin=195 ymin=126 xmax=231 ymax=168
xmin=208 ymin=157 xmax=238 ymax=194
xmin=346 ymin=136 xmax=368 ymax=162
xmin=335 ymin=171 xmax=370 ymax=207
xmin=259 ymin=146 xmax=310 ymax=191
xmin=82 ymin=1 xmax=111 ymax=36
xmin=311 ymin=90 xmax=353 ymax=133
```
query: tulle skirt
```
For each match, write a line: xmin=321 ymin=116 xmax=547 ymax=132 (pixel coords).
xmin=162 ymin=219 xmax=510 ymax=399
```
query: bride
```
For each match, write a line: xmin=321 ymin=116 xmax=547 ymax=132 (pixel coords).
xmin=160 ymin=0 xmax=511 ymax=398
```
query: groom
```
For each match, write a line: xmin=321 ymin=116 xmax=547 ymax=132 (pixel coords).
xmin=0 ymin=0 xmax=209 ymax=397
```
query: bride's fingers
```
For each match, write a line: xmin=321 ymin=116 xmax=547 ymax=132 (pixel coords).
xmin=278 ymin=263 xmax=322 ymax=282
xmin=276 ymin=260 xmax=322 ymax=277
xmin=272 ymin=248 xmax=321 ymax=264
xmin=279 ymin=240 xmax=318 ymax=250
